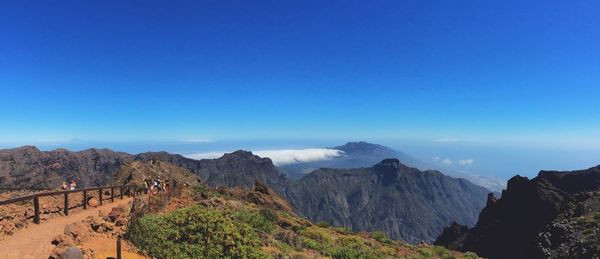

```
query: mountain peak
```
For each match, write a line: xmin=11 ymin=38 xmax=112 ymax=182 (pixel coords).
xmin=222 ymin=150 xmax=259 ymax=159
xmin=12 ymin=145 xmax=40 ymax=152
xmin=376 ymin=158 xmax=402 ymax=169
xmin=335 ymin=141 xmax=387 ymax=150
xmin=333 ymin=141 xmax=399 ymax=156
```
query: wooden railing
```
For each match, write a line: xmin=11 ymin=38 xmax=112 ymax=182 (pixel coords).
xmin=0 ymin=185 xmax=134 ymax=224
xmin=0 ymin=187 xmax=52 ymax=191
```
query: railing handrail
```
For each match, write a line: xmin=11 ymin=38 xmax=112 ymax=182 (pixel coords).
xmin=0 ymin=187 xmax=53 ymax=191
xmin=0 ymin=184 xmax=133 ymax=206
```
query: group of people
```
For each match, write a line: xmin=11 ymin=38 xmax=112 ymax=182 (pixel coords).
xmin=144 ymin=176 xmax=170 ymax=195
xmin=60 ymin=180 xmax=77 ymax=190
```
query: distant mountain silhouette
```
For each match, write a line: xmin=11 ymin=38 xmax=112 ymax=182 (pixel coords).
xmin=435 ymin=165 xmax=600 ymax=259
xmin=279 ymin=141 xmax=505 ymax=192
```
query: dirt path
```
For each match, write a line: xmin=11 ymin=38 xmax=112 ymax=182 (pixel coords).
xmin=0 ymin=197 xmax=133 ymax=259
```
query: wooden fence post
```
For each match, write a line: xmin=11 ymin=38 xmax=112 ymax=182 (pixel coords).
xmin=83 ymin=190 xmax=88 ymax=209
xmin=99 ymin=189 xmax=103 ymax=205
xmin=33 ymin=196 xmax=40 ymax=224
xmin=117 ymin=236 xmax=122 ymax=259
xmin=111 ymin=187 xmax=114 ymax=203
xmin=63 ymin=192 xmax=69 ymax=215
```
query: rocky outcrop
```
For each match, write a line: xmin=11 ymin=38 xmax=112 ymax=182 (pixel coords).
xmin=435 ymin=165 xmax=600 ymax=259
xmin=434 ymin=222 xmax=469 ymax=251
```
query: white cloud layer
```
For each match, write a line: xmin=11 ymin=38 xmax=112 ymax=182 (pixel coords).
xmin=253 ymin=149 xmax=345 ymax=166
xmin=441 ymin=158 xmax=453 ymax=165
xmin=184 ymin=148 xmax=345 ymax=166
xmin=458 ymin=159 xmax=474 ymax=165
xmin=434 ymin=156 xmax=474 ymax=166
xmin=185 ymin=152 xmax=229 ymax=159
xmin=180 ymin=139 xmax=214 ymax=143
xmin=434 ymin=138 xmax=480 ymax=143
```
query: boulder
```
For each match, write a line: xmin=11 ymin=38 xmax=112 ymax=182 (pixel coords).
xmin=59 ymin=247 xmax=84 ymax=259
xmin=87 ymin=215 xmax=103 ymax=232
xmin=115 ymin=217 xmax=128 ymax=227
xmin=108 ymin=207 xmax=124 ymax=222
xmin=0 ymin=220 xmax=15 ymax=235
xmin=87 ymin=198 xmax=99 ymax=208
xmin=253 ymin=181 xmax=270 ymax=195
xmin=64 ymin=222 xmax=90 ymax=243
xmin=51 ymin=234 xmax=75 ymax=247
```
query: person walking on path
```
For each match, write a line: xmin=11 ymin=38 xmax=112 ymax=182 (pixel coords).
xmin=69 ymin=180 xmax=77 ymax=190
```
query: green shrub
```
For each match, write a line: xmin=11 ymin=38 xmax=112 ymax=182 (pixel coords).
xmin=300 ymin=227 xmax=333 ymax=244
xmin=316 ymin=221 xmax=331 ymax=228
xmin=462 ymin=251 xmax=478 ymax=259
xmin=326 ymin=246 xmax=378 ymax=259
xmin=234 ymin=208 xmax=276 ymax=234
xmin=192 ymin=185 xmax=209 ymax=193
xmin=417 ymin=247 xmax=435 ymax=257
xmin=594 ymin=211 xmax=600 ymax=221
xmin=333 ymin=226 xmax=352 ymax=234
xmin=127 ymin=206 xmax=265 ymax=259
xmin=301 ymin=237 xmax=322 ymax=250
xmin=371 ymin=231 xmax=389 ymax=243
xmin=260 ymin=208 xmax=278 ymax=222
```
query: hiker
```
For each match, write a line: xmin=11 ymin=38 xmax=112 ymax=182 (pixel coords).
xmin=144 ymin=179 xmax=149 ymax=194
xmin=69 ymin=180 xmax=77 ymax=190
xmin=155 ymin=176 xmax=163 ymax=193
xmin=61 ymin=181 xmax=68 ymax=190
xmin=164 ymin=179 xmax=170 ymax=193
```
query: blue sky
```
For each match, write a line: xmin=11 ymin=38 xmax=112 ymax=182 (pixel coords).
xmin=1 ymin=1 xmax=599 ymax=179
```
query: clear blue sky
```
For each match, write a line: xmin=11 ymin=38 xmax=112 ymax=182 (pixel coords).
xmin=1 ymin=1 xmax=599 ymax=178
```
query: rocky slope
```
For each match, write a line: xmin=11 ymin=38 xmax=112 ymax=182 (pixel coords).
xmin=286 ymin=159 xmax=489 ymax=243
xmin=0 ymin=146 xmax=131 ymax=188
xmin=434 ymin=165 xmax=600 ymax=259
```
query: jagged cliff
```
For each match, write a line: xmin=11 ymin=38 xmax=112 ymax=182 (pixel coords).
xmin=435 ymin=165 xmax=600 ymax=259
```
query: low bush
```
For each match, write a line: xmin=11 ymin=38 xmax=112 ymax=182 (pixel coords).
xmin=127 ymin=206 xmax=265 ymax=258
xmin=463 ymin=251 xmax=478 ymax=259
xmin=234 ymin=208 xmax=276 ymax=234
xmin=371 ymin=231 xmax=392 ymax=244
xmin=594 ymin=211 xmax=600 ymax=221
xmin=316 ymin=221 xmax=331 ymax=228
xmin=260 ymin=208 xmax=278 ymax=222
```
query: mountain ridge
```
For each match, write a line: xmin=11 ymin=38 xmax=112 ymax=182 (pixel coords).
xmin=0 ymin=145 xmax=487 ymax=243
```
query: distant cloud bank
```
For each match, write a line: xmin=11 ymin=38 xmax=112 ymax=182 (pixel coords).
xmin=184 ymin=148 xmax=344 ymax=166
xmin=434 ymin=138 xmax=480 ymax=143
xmin=458 ymin=159 xmax=474 ymax=165
xmin=434 ymin=156 xmax=474 ymax=166
xmin=180 ymin=139 xmax=214 ymax=143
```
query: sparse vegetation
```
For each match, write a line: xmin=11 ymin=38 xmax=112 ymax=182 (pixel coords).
xmin=316 ymin=221 xmax=331 ymax=228
xmin=127 ymin=206 xmax=266 ymax=258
